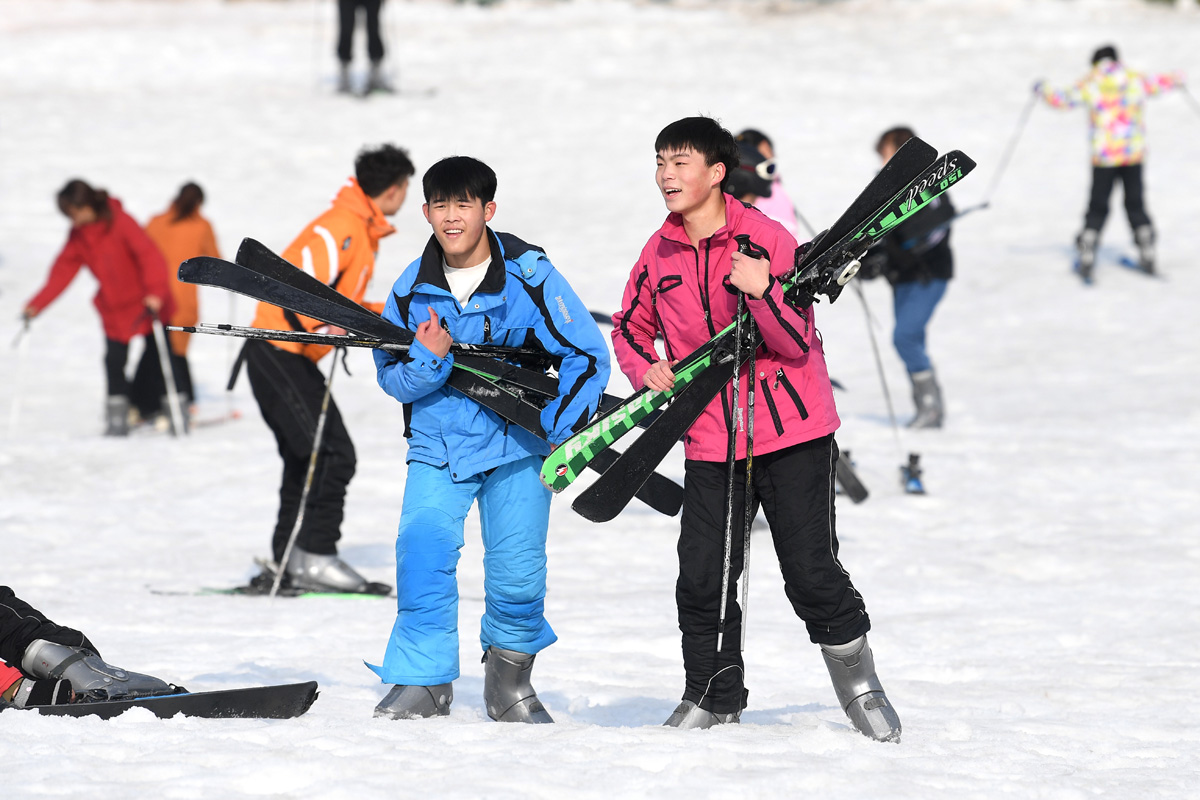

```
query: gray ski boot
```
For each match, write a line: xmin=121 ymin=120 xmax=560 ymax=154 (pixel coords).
xmin=482 ymin=647 xmax=553 ymax=723
xmin=663 ymin=700 xmax=740 ymax=729
xmin=820 ymin=635 xmax=901 ymax=743
xmin=285 ymin=547 xmax=369 ymax=592
xmin=21 ymin=639 xmax=175 ymax=702
xmin=365 ymin=62 xmax=393 ymax=94
xmin=336 ymin=62 xmax=352 ymax=94
xmin=374 ymin=683 xmax=453 ymax=719
xmin=1076 ymin=228 xmax=1099 ymax=283
xmin=1134 ymin=224 xmax=1155 ymax=274
xmin=907 ymin=369 xmax=944 ymax=429
xmin=104 ymin=395 xmax=130 ymax=437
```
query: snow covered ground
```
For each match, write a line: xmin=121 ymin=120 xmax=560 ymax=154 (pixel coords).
xmin=2 ymin=0 xmax=1199 ymax=796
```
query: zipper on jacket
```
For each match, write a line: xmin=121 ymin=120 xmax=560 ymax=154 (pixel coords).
xmin=774 ymin=368 xmax=808 ymax=420
xmin=759 ymin=375 xmax=785 ymax=436
xmin=652 ymin=275 xmax=683 ymax=362
xmin=483 ymin=316 xmax=492 ymax=343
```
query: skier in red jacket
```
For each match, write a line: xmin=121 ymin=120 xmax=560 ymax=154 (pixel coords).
xmin=24 ymin=180 xmax=177 ymax=435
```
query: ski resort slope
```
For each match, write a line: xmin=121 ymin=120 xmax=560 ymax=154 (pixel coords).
xmin=2 ymin=0 xmax=1199 ymax=797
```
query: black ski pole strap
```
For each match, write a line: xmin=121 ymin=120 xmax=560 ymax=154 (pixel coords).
xmin=336 ymin=346 xmax=351 ymax=377
xmin=226 ymin=341 xmax=248 ymax=391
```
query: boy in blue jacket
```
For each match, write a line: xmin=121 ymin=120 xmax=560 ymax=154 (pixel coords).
xmin=368 ymin=156 xmax=610 ymax=722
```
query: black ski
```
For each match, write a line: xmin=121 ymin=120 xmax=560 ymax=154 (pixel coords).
xmin=26 ymin=681 xmax=319 ymax=720
xmin=835 ymin=450 xmax=869 ymax=504
xmin=570 ymin=142 xmax=974 ymax=522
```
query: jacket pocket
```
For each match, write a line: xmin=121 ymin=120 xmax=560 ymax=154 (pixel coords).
xmin=774 ymin=368 xmax=808 ymax=421
xmin=652 ymin=275 xmax=685 ymax=360
xmin=759 ymin=376 xmax=785 ymax=436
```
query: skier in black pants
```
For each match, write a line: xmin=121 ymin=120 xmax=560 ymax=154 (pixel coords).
xmin=337 ymin=0 xmax=391 ymax=95
xmin=0 ymin=586 xmax=172 ymax=709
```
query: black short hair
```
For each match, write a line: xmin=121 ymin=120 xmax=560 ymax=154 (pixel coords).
xmin=876 ymin=126 xmax=915 ymax=156
xmin=735 ymin=129 xmax=772 ymax=150
xmin=422 ymin=156 xmax=497 ymax=205
xmin=1092 ymin=44 xmax=1118 ymax=65
xmin=355 ymin=144 xmax=415 ymax=198
xmin=655 ymin=117 xmax=739 ymax=193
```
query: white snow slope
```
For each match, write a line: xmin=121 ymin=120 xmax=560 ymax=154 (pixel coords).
xmin=2 ymin=0 xmax=1199 ymax=797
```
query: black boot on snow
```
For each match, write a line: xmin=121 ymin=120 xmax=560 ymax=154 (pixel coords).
xmin=483 ymin=647 xmax=553 ymax=723
xmin=1134 ymin=225 xmax=1155 ymax=274
xmin=1075 ymin=228 xmax=1099 ymax=283
xmin=22 ymin=639 xmax=176 ymax=702
xmin=820 ymin=635 xmax=901 ymax=743
xmin=374 ymin=683 xmax=453 ymax=719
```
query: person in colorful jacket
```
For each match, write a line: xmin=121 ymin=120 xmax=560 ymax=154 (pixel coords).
xmin=244 ymin=144 xmax=414 ymax=594
xmin=1036 ymin=44 xmax=1184 ymax=279
xmin=1 ymin=586 xmax=172 ymax=709
xmin=24 ymin=180 xmax=176 ymax=436
xmin=611 ymin=116 xmax=900 ymax=742
xmin=145 ymin=182 xmax=222 ymax=414
xmin=368 ymin=156 xmax=610 ymax=723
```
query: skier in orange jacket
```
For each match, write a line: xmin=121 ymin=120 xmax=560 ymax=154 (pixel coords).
xmin=145 ymin=182 xmax=222 ymax=413
xmin=245 ymin=144 xmax=415 ymax=594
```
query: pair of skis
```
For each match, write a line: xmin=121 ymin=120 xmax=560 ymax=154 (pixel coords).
xmin=176 ymin=240 xmax=684 ymax=517
xmin=543 ymin=137 xmax=976 ymax=522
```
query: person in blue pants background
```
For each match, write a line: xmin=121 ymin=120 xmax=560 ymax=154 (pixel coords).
xmin=367 ymin=156 xmax=610 ymax=722
xmin=859 ymin=126 xmax=955 ymax=429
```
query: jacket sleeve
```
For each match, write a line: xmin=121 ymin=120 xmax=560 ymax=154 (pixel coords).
xmin=201 ymin=218 xmax=221 ymax=260
xmin=746 ymin=227 xmax=814 ymax=361
xmin=374 ymin=286 xmax=452 ymax=403
xmin=525 ymin=264 xmax=610 ymax=445
xmin=1039 ymin=81 xmax=1084 ymax=109
xmin=1141 ymin=71 xmax=1183 ymax=96
xmin=26 ymin=236 xmax=85 ymax=313
xmin=122 ymin=216 xmax=171 ymax=301
xmin=610 ymin=252 xmax=662 ymax=391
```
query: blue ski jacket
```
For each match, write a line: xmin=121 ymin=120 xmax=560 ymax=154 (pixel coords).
xmin=374 ymin=229 xmax=610 ymax=480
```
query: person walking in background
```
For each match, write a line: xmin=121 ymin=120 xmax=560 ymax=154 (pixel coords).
xmin=145 ymin=182 xmax=222 ymax=417
xmin=858 ymin=126 xmax=955 ymax=430
xmin=337 ymin=0 xmax=391 ymax=95
xmin=725 ymin=138 xmax=775 ymax=208
xmin=1035 ymin=44 xmax=1185 ymax=280
xmin=735 ymin=129 xmax=800 ymax=239
xmin=23 ymin=179 xmax=175 ymax=436
xmin=245 ymin=144 xmax=414 ymax=594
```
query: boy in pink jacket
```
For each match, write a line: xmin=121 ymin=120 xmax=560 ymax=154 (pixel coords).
xmin=611 ymin=117 xmax=901 ymax=741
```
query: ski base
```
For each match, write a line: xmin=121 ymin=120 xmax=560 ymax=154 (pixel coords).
xmin=27 ymin=681 xmax=319 ymax=720
xmin=834 ymin=450 xmax=869 ymax=504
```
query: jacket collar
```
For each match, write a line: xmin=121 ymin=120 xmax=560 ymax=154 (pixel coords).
xmin=332 ymin=178 xmax=396 ymax=248
xmin=656 ymin=192 xmax=745 ymax=250
xmin=414 ymin=227 xmax=509 ymax=295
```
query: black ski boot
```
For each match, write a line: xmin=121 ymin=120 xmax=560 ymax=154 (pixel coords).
xmin=374 ymin=684 xmax=453 ymax=719
xmin=820 ymin=635 xmax=901 ymax=743
xmin=482 ymin=647 xmax=553 ymax=723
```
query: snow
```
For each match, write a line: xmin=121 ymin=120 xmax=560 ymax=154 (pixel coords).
xmin=2 ymin=0 xmax=1200 ymax=797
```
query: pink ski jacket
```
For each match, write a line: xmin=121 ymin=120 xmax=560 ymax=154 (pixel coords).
xmin=612 ymin=194 xmax=839 ymax=462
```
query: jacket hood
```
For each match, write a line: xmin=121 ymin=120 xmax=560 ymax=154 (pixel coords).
xmin=332 ymin=178 xmax=396 ymax=246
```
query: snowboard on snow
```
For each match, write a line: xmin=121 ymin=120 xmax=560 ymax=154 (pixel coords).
xmin=25 ymin=681 xmax=319 ymax=720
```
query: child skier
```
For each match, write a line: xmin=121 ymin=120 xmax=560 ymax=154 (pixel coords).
xmin=610 ymin=116 xmax=901 ymax=741
xmin=368 ymin=156 xmax=610 ymax=723
xmin=1035 ymin=44 xmax=1185 ymax=279
xmin=735 ymin=128 xmax=801 ymax=239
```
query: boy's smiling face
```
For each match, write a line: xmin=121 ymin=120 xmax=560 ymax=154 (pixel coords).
xmin=423 ymin=194 xmax=496 ymax=267
xmin=656 ymin=147 xmax=725 ymax=216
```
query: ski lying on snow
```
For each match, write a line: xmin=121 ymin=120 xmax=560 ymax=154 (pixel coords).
xmin=25 ymin=681 xmax=319 ymax=720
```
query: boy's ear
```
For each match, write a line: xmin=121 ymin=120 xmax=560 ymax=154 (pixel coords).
xmin=422 ymin=203 xmax=431 ymax=223
xmin=483 ymin=201 xmax=497 ymax=222
xmin=710 ymin=161 xmax=727 ymax=188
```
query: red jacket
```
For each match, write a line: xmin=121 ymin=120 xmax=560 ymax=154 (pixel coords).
xmin=612 ymin=194 xmax=840 ymax=462
xmin=27 ymin=199 xmax=175 ymax=343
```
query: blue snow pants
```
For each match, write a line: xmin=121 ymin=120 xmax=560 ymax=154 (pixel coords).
xmin=367 ymin=455 xmax=556 ymax=685
xmin=892 ymin=279 xmax=948 ymax=375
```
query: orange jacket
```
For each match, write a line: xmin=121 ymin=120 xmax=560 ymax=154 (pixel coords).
xmin=145 ymin=210 xmax=221 ymax=355
xmin=251 ymin=178 xmax=394 ymax=362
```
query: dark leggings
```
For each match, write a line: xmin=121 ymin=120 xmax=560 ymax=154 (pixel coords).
xmin=105 ymin=337 xmax=190 ymax=418
xmin=1084 ymin=163 xmax=1152 ymax=233
xmin=337 ymin=0 xmax=385 ymax=65
xmin=0 ymin=586 xmax=99 ymax=669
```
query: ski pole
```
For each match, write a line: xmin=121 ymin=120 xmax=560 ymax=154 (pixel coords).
xmin=716 ymin=288 xmax=743 ymax=654
xmin=851 ymin=281 xmax=906 ymax=461
xmin=150 ymin=313 xmax=188 ymax=437
xmin=9 ymin=319 xmax=30 ymax=434
xmin=976 ymin=93 xmax=1037 ymax=209
xmin=270 ymin=348 xmax=342 ymax=599
xmin=739 ymin=316 xmax=756 ymax=652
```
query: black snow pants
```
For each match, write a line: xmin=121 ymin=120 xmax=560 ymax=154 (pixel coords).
xmin=105 ymin=336 xmax=173 ymax=419
xmin=337 ymin=0 xmax=385 ymax=65
xmin=677 ymin=434 xmax=871 ymax=715
xmin=244 ymin=340 xmax=356 ymax=563
xmin=0 ymin=586 xmax=99 ymax=669
xmin=1084 ymin=163 xmax=1152 ymax=234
